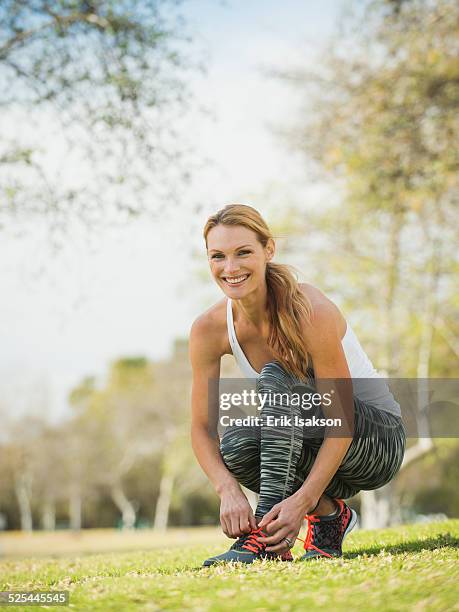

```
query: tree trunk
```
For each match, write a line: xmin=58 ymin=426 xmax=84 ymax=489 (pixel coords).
xmin=14 ymin=473 xmax=33 ymax=532
xmin=153 ymin=473 xmax=174 ymax=531
xmin=401 ymin=228 xmax=438 ymax=468
xmin=383 ymin=208 xmax=403 ymax=375
xmin=360 ymin=208 xmax=404 ymax=529
xmin=69 ymin=487 xmax=82 ymax=531
xmin=360 ymin=487 xmax=390 ymax=529
xmin=436 ymin=317 xmax=459 ymax=358
xmin=361 ymin=212 xmax=441 ymax=529
xmin=41 ymin=497 xmax=56 ymax=531
xmin=111 ymin=483 xmax=136 ymax=529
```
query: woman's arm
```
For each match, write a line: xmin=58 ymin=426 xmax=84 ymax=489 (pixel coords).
xmin=292 ymin=301 xmax=354 ymax=510
xmin=258 ymin=300 xmax=354 ymax=549
xmin=189 ymin=315 xmax=257 ymax=537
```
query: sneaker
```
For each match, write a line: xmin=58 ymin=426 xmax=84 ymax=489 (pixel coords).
xmin=203 ymin=527 xmax=294 ymax=566
xmin=299 ymin=498 xmax=357 ymax=560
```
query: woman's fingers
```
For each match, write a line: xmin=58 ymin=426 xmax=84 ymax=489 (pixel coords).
xmin=221 ymin=500 xmax=258 ymax=538
xmin=258 ymin=525 xmax=289 ymax=546
xmin=265 ymin=535 xmax=294 ymax=553
xmin=261 ymin=517 xmax=283 ymax=537
xmin=248 ymin=512 xmax=258 ymax=531
xmin=221 ymin=512 xmax=238 ymax=538
xmin=221 ymin=515 xmax=231 ymax=538
xmin=239 ymin=514 xmax=252 ymax=534
xmin=223 ymin=517 xmax=233 ymax=538
xmin=258 ymin=506 xmax=279 ymax=530
xmin=267 ymin=527 xmax=300 ymax=553
xmin=230 ymin=515 xmax=242 ymax=538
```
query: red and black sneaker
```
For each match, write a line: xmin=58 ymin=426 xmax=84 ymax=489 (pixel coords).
xmin=203 ymin=527 xmax=294 ymax=566
xmin=299 ymin=499 xmax=357 ymax=560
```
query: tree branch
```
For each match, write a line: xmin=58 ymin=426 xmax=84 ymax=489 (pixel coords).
xmin=0 ymin=12 xmax=111 ymax=60
xmin=436 ymin=317 xmax=459 ymax=359
xmin=402 ymin=437 xmax=434 ymax=468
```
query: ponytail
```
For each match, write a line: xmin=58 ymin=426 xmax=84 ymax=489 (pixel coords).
xmin=265 ymin=262 xmax=313 ymax=379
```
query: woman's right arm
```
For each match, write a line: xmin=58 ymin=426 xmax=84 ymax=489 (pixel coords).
xmin=189 ymin=315 xmax=257 ymax=538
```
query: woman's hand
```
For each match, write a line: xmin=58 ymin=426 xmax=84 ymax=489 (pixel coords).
xmin=257 ymin=491 xmax=319 ymax=553
xmin=219 ymin=485 xmax=258 ymax=538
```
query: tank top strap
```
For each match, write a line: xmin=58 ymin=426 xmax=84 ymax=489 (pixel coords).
xmin=226 ymin=298 xmax=260 ymax=378
xmin=226 ymin=298 xmax=237 ymax=355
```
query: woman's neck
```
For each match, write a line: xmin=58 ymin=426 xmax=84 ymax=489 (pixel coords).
xmin=232 ymin=284 xmax=269 ymax=332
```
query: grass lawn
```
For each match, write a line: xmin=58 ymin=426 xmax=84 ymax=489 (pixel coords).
xmin=0 ymin=520 xmax=458 ymax=611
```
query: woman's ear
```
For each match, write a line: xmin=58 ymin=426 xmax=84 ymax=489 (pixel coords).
xmin=266 ymin=238 xmax=275 ymax=262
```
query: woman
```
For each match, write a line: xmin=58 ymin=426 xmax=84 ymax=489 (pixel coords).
xmin=189 ymin=204 xmax=406 ymax=566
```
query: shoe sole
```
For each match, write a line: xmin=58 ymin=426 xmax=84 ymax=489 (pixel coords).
xmin=343 ymin=508 xmax=358 ymax=542
xmin=203 ymin=553 xmax=293 ymax=567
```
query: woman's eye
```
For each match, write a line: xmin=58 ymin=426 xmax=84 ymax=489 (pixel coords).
xmin=210 ymin=250 xmax=250 ymax=260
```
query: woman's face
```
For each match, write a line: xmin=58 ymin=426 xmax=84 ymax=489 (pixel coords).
xmin=206 ymin=224 xmax=274 ymax=297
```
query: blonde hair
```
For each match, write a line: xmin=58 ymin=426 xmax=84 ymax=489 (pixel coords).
xmin=203 ymin=204 xmax=313 ymax=379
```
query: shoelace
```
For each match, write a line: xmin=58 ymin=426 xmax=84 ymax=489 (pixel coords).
xmin=297 ymin=500 xmax=346 ymax=556
xmin=296 ymin=514 xmax=333 ymax=558
xmin=241 ymin=527 xmax=267 ymax=554
xmin=242 ymin=501 xmax=344 ymax=557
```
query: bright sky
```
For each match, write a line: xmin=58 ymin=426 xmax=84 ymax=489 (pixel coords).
xmin=0 ymin=0 xmax=349 ymax=422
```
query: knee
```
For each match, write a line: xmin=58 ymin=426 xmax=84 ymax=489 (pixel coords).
xmin=256 ymin=360 xmax=298 ymax=395
xmin=219 ymin=426 xmax=259 ymax=464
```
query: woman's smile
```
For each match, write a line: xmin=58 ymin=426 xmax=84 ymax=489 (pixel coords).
xmin=222 ymin=273 xmax=251 ymax=287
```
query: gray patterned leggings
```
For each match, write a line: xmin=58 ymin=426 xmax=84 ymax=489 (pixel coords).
xmin=220 ymin=362 xmax=406 ymax=518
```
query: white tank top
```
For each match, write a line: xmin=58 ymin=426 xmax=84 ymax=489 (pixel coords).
xmin=226 ymin=298 xmax=401 ymax=416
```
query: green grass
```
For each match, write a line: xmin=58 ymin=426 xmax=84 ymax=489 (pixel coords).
xmin=1 ymin=521 xmax=458 ymax=611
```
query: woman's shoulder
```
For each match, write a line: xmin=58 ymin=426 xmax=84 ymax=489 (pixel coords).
xmin=298 ymin=282 xmax=347 ymax=339
xmin=189 ymin=297 xmax=229 ymax=358
xmin=298 ymin=282 xmax=327 ymax=306
xmin=298 ymin=282 xmax=336 ymax=312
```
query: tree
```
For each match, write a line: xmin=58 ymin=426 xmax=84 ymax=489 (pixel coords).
xmin=150 ymin=339 xmax=195 ymax=531
xmin=68 ymin=359 xmax=162 ymax=529
xmin=2 ymin=416 xmax=51 ymax=531
xmin=0 ymin=0 xmax=199 ymax=239
xmin=276 ymin=0 xmax=459 ymax=526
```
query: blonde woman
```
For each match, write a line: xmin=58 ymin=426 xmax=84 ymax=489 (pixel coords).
xmin=190 ymin=204 xmax=405 ymax=565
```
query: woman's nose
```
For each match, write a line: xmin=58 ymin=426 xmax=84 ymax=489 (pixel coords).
xmin=224 ymin=257 xmax=240 ymax=275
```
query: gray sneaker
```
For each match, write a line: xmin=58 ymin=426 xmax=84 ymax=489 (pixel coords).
xmin=300 ymin=499 xmax=358 ymax=560
xmin=203 ymin=527 xmax=294 ymax=566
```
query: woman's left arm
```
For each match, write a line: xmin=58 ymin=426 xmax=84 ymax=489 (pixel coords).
xmin=293 ymin=301 xmax=354 ymax=509
xmin=258 ymin=302 xmax=355 ymax=550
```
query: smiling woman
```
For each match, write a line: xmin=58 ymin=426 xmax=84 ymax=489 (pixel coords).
xmin=189 ymin=203 xmax=406 ymax=566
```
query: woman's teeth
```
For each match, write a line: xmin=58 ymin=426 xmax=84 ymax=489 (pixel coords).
xmin=224 ymin=274 xmax=249 ymax=285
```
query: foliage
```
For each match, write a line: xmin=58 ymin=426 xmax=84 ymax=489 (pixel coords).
xmin=410 ymin=442 xmax=459 ymax=516
xmin=0 ymin=0 xmax=198 ymax=235
xmin=302 ymin=0 xmax=458 ymax=215
xmin=0 ymin=339 xmax=213 ymax=530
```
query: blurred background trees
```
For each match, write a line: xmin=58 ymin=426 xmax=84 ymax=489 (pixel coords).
xmin=0 ymin=0 xmax=457 ymax=531
xmin=277 ymin=0 xmax=458 ymax=378
xmin=0 ymin=340 xmax=221 ymax=530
